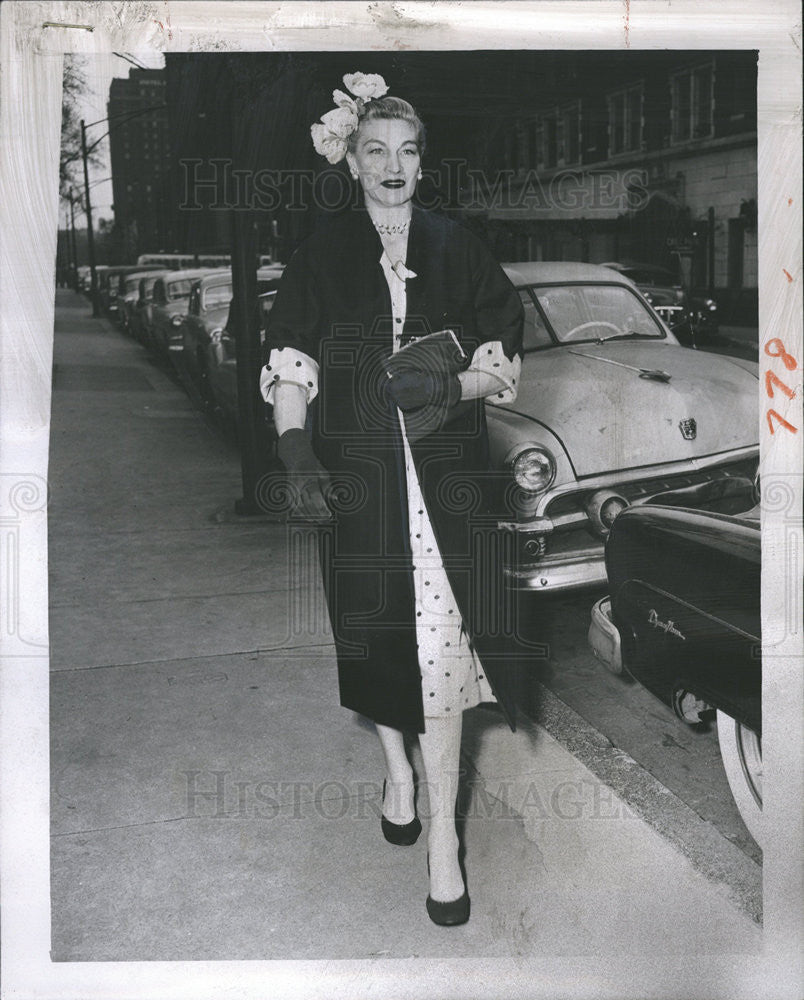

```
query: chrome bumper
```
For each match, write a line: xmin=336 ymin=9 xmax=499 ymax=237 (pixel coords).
xmin=503 ymin=552 xmax=607 ymax=591
xmin=588 ymin=596 xmax=623 ymax=674
xmin=497 ymin=466 xmax=757 ymax=593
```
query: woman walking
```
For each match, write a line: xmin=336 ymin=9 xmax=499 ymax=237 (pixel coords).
xmin=261 ymin=72 xmax=524 ymax=925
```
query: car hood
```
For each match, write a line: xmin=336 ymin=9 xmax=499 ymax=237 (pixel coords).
xmin=509 ymin=342 xmax=758 ymax=477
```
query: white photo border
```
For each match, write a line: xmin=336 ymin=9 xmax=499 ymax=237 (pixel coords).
xmin=0 ymin=2 xmax=801 ymax=997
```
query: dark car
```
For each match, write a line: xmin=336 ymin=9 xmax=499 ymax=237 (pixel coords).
xmin=587 ymin=485 xmax=762 ymax=846
xmin=179 ymin=270 xmax=235 ymax=405
xmin=118 ymin=271 xmax=162 ymax=334
xmin=100 ymin=265 xmax=156 ymax=320
xmin=601 ymin=261 xmax=718 ymax=343
xmin=209 ymin=286 xmax=279 ymax=428
xmin=181 ymin=265 xmax=284 ymax=416
xmin=149 ymin=269 xmax=220 ymax=362
xmin=129 ymin=270 xmax=171 ymax=344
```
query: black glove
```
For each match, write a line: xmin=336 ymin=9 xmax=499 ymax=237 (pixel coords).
xmin=276 ymin=428 xmax=333 ymax=522
xmin=386 ymin=370 xmax=462 ymax=412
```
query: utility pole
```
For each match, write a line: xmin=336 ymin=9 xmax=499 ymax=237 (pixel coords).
xmin=227 ymin=57 xmax=276 ymax=515
xmin=231 ymin=208 xmax=275 ymax=514
xmin=81 ymin=119 xmax=100 ymax=316
xmin=68 ymin=188 xmax=79 ymax=290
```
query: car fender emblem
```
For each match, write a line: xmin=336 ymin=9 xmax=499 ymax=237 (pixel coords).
xmin=648 ymin=609 xmax=686 ymax=640
xmin=678 ymin=418 xmax=697 ymax=440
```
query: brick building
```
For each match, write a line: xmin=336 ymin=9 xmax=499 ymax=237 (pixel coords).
xmin=464 ymin=52 xmax=757 ymax=323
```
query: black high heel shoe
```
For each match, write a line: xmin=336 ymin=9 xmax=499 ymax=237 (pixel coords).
xmin=425 ymin=853 xmax=470 ymax=926
xmin=380 ymin=779 xmax=421 ymax=847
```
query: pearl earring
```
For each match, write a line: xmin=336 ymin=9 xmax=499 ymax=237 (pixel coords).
xmin=417 ymin=169 xmax=423 ymax=179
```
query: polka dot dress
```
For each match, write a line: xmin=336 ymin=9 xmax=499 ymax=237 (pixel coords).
xmin=259 ymin=240 xmax=520 ymax=719
xmin=380 ymin=250 xmax=496 ymax=718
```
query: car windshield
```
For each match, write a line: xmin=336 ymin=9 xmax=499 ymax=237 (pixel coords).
xmin=124 ymin=276 xmax=141 ymax=292
xmin=167 ymin=279 xmax=194 ymax=300
xmin=522 ymin=283 xmax=666 ymax=349
xmin=202 ymin=283 xmax=232 ymax=310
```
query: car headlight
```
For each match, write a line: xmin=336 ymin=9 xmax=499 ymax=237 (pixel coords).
xmin=511 ymin=447 xmax=556 ymax=493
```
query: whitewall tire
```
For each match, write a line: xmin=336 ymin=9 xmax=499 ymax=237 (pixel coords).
xmin=716 ymin=710 xmax=763 ymax=848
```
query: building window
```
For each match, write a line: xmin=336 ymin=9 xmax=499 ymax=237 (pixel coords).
xmin=671 ymin=63 xmax=714 ymax=142
xmin=516 ymin=125 xmax=530 ymax=175
xmin=537 ymin=114 xmax=558 ymax=169
xmin=607 ymin=85 xmax=643 ymax=156
xmin=559 ymin=101 xmax=581 ymax=165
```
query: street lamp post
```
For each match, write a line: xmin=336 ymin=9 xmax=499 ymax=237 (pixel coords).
xmin=68 ymin=188 xmax=79 ymax=289
xmin=74 ymin=104 xmax=167 ymax=316
xmin=80 ymin=119 xmax=101 ymax=316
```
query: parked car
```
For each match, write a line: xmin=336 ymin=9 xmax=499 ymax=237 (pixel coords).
xmin=587 ymin=487 xmax=762 ymax=845
xmin=91 ymin=265 xmax=110 ymax=303
xmin=179 ymin=270 xmax=235 ymax=405
xmin=209 ymin=285 xmax=280 ymax=426
xmin=76 ymin=265 xmax=91 ymax=293
xmin=117 ymin=271 xmax=160 ymax=333
xmin=99 ymin=265 xmax=151 ymax=320
xmin=601 ymin=261 xmax=719 ymax=342
xmin=489 ymin=262 xmax=759 ymax=593
xmin=148 ymin=268 xmax=220 ymax=362
xmin=128 ymin=270 xmax=171 ymax=344
xmin=180 ymin=265 xmax=284 ymax=414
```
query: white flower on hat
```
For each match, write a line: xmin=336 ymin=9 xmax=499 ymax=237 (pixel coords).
xmin=343 ymin=72 xmax=389 ymax=100
xmin=320 ymin=106 xmax=359 ymax=139
xmin=332 ymin=89 xmax=360 ymax=116
xmin=310 ymin=123 xmax=348 ymax=164
xmin=310 ymin=72 xmax=389 ymax=163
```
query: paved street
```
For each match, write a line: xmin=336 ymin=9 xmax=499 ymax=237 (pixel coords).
xmin=48 ymin=289 xmax=761 ymax=962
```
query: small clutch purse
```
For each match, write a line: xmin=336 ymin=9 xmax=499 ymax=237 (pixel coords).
xmin=385 ymin=329 xmax=468 ymax=380
xmin=385 ymin=330 xmax=471 ymax=442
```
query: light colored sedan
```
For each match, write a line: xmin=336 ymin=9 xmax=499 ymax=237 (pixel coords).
xmin=490 ymin=262 xmax=759 ymax=592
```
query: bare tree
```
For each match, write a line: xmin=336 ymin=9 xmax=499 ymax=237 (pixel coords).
xmin=60 ymin=55 xmax=99 ymax=204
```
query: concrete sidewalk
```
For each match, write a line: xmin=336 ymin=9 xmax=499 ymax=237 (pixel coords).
xmin=48 ymin=289 xmax=761 ymax=961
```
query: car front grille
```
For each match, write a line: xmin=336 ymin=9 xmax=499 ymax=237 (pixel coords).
xmin=529 ymin=457 xmax=758 ymax=551
xmin=505 ymin=456 xmax=757 ymax=569
xmin=614 ymin=458 xmax=758 ymax=503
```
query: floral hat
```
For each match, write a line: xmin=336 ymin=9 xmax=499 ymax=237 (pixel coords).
xmin=310 ymin=72 xmax=389 ymax=164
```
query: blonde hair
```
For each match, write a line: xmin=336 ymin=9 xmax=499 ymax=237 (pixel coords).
xmin=348 ymin=96 xmax=426 ymax=154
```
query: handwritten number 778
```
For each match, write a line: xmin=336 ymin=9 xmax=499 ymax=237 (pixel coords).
xmin=764 ymin=339 xmax=799 ymax=435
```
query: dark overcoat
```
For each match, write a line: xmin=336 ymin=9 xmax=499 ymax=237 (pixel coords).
xmin=265 ymin=205 xmax=526 ymax=733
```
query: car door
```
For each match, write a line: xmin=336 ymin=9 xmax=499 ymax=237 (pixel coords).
xmin=181 ymin=282 xmax=205 ymax=385
xmin=150 ymin=279 xmax=169 ymax=351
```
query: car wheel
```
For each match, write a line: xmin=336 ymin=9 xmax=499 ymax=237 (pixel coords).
xmin=716 ymin=710 xmax=762 ymax=847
